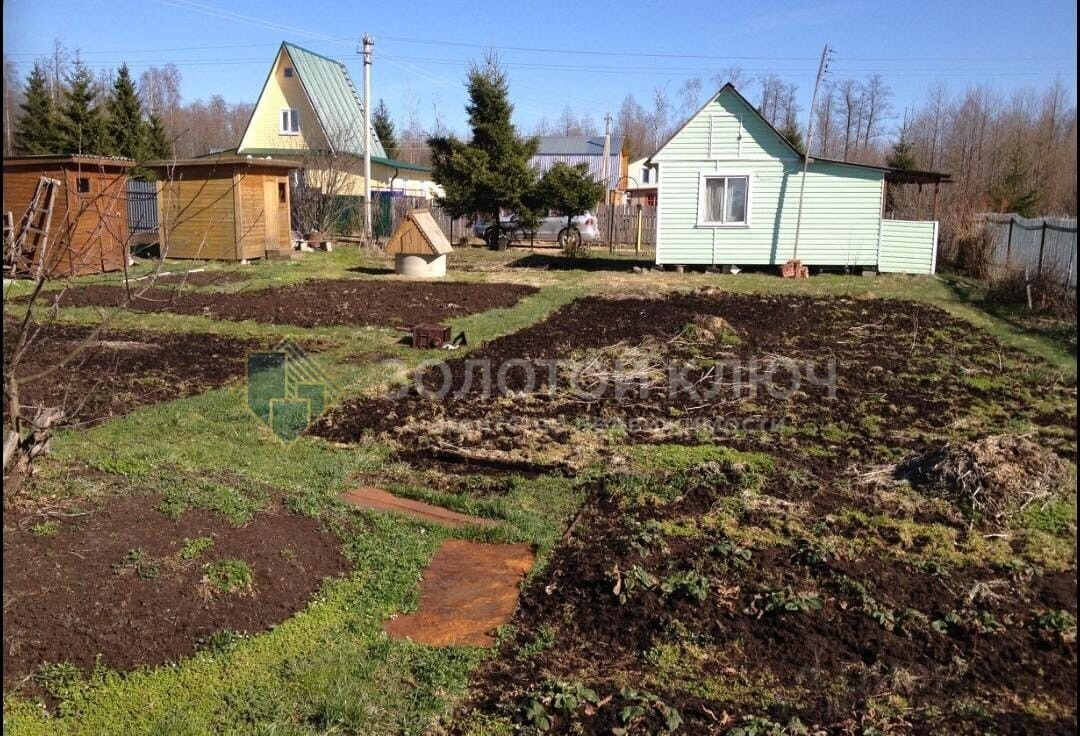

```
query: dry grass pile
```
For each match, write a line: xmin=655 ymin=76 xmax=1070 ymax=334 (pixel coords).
xmin=985 ymin=267 xmax=1078 ymax=318
xmin=896 ymin=434 xmax=1071 ymax=522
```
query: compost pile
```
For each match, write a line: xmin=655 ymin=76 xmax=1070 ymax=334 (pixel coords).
xmin=897 ymin=433 xmax=1071 ymax=521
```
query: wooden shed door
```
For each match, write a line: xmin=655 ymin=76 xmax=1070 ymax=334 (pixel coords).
xmin=263 ymin=179 xmax=279 ymax=252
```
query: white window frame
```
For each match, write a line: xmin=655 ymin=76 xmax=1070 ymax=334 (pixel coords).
xmin=696 ymin=171 xmax=752 ymax=228
xmin=280 ymin=108 xmax=300 ymax=135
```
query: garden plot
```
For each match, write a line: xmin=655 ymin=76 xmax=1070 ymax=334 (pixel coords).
xmin=3 ymin=477 xmax=349 ymax=694
xmin=311 ymin=290 xmax=1077 ymax=733
xmin=38 ymin=279 xmax=539 ymax=328
xmin=3 ymin=320 xmax=264 ymax=427
xmin=311 ymin=290 xmax=1076 ymax=470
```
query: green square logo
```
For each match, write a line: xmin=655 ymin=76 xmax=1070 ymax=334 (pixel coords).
xmin=246 ymin=339 xmax=337 ymax=441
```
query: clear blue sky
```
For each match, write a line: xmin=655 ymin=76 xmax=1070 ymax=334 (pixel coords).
xmin=4 ymin=0 xmax=1077 ymax=139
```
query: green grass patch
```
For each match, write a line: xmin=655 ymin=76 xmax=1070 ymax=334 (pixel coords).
xmin=179 ymin=536 xmax=215 ymax=561
xmin=202 ymin=559 xmax=254 ymax=595
xmin=1021 ymin=496 xmax=1077 ymax=535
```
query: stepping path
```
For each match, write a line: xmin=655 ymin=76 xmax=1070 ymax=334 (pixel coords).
xmin=384 ymin=539 xmax=535 ymax=647
xmin=341 ymin=487 xmax=533 ymax=646
xmin=339 ymin=487 xmax=499 ymax=529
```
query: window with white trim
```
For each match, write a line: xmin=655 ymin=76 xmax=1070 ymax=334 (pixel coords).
xmin=699 ymin=174 xmax=749 ymax=226
xmin=280 ymin=108 xmax=300 ymax=135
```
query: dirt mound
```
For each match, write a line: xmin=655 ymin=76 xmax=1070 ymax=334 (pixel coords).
xmin=896 ymin=434 xmax=1071 ymax=521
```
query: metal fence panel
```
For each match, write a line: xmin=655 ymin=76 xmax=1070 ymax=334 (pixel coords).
xmin=983 ymin=213 xmax=1077 ymax=287
xmin=126 ymin=179 xmax=158 ymax=233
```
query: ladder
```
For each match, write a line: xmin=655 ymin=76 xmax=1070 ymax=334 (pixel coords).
xmin=5 ymin=176 xmax=60 ymax=278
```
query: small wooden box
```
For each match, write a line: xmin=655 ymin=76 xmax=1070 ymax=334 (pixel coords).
xmin=412 ymin=323 xmax=451 ymax=349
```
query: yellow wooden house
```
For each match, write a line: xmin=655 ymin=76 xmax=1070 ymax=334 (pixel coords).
xmin=235 ymin=42 xmax=435 ymax=201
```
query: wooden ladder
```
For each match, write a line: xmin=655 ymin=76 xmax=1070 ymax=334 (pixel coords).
xmin=6 ymin=177 xmax=60 ymax=277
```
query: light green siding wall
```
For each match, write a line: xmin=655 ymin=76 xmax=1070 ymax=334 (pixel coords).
xmin=879 ymin=220 xmax=938 ymax=274
xmin=654 ymin=88 xmax=886 ymax=267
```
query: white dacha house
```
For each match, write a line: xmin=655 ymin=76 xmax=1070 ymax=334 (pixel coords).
xmin=649 ymin=84 xmax=951 ymax=274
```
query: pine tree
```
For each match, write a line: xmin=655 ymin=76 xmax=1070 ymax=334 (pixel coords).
xmin=13 ymin=63 xmax=62 ymax=155
xmin=144 ymin=112 xmax=172 ymax=159
xmin=428 ymin=53 xmax=540 ymax=233
xmin=373 ymin=98 xmax=398 ymax=159
xmin=57 ymin=60 xmax=107 ymax=154
xmin=105 ymin=64 xmax=146 ymax=159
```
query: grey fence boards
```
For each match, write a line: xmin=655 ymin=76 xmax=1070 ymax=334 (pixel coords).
xmin=126 ymin=179 xmax=158 ymax=234
xmin=983 ymin=213 xmax=1077 ymax=287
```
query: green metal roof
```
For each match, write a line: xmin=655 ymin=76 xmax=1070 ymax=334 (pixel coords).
xmin=282 ymin=42 xmax=386 ymax=159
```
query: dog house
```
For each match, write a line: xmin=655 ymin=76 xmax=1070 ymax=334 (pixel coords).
xmin=3 ymin=155 xmax=135 ymax=277
xmin=148 ymin=154 xmax=299 ymax=261
xmin=385 ymin=210 xmax=452 ymax=277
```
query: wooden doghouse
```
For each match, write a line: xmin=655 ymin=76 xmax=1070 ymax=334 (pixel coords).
xmin=148 ymin=155 xmax=299 ymax=261
xmin=3 ymin=155 xmax=134 ymax=277
xmin=385 ymin=210 xmax=452 ymax=277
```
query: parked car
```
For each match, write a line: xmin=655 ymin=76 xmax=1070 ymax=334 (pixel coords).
xmin=473 ymin=211 xmax=600 ymax=249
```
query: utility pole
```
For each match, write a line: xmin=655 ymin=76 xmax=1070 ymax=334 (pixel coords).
xmin=361 ymin=34 xmax=374 ymax=244
xmin=790 ymin=43 xmax=832 ymax=267
xmin=602 ymin=112 xmax=614 ymax=252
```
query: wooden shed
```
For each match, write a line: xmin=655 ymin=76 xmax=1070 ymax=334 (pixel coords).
xmin=148 ymin=155 xmax=299 ymax=261
xmin=3 ymin=155 xmax=134 ymax=277
xmin=385 ymin=210 xmax=452 ymax=277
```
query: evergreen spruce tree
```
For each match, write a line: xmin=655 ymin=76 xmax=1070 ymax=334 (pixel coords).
xmin=144 ymin=112 xmax=172 ymax=159
xmin=57 ymin=60 xmax=107 ymax=154
xmin=105 ymin=64 xmax=146 ymax=159
xmin=13 ymin=62 xmax=62 ymax=155
xmin=990 ymin=143 xmax=1041 ymax=218
xmin=780 ymin=122 xmax=805 ymax=154
xmin=372 ymin=98 xmax=398 ymax=159
xmin=429 ymin=53 xmax=540 ymax=239
xmin=887 ymin=134 xmax=917 ymax=171
xmin=885 ymin=128 xmax=918 ymax=212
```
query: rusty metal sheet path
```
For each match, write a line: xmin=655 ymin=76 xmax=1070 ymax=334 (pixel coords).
xmin=384 ymin=539 xmax=535 ymax=647
xmin=339 ymin=487 xmax=498 ymax=529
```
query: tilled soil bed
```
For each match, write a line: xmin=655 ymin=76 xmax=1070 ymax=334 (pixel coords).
xmin=2 ymin=491 xmax=349 ymax=692
xmin=3 ymin=320 xmax=261 ymax=426
xmin=35 ymin=279 xmax=539 ymax=328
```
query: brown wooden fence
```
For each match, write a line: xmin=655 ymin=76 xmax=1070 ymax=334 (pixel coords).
xmin=595 ymin=204 xmax=657 ymax=250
